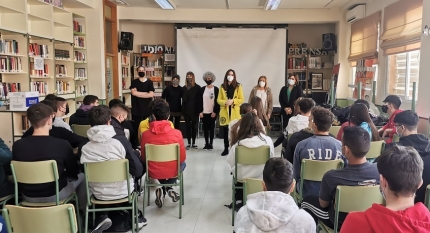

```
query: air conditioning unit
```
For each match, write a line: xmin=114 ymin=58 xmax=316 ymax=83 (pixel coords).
xmin=346 ymin=5 xmax=365 ymax=24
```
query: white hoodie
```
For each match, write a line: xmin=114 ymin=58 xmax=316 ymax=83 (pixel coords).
xmin=227 ymin=133 xmax=275 ymax=180
xmin=80 ymin=125 xmax=133 ymax=200
xmin=285 ymin=114 xmax=309 ymax=134
xmin=235 ymin=191 xmax=316 ymax=233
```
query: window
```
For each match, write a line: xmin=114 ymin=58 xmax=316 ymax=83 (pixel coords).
xmin=387 ymin=50 xmax=420 ymax=100
xmin=349 ymin=65 xmax=378 ymax=99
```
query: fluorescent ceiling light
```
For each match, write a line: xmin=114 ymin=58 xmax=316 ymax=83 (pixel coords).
xmin=264 ymin=0 xmax=282 ymax=10
xmin=155 ymin=0 xmax=175 ymax=10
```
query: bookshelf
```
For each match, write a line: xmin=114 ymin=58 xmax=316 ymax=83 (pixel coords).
xmin=73 ymin=13 xmax=88 ymax=101
xmin=121 ymin=51 xmax=131 ymax=106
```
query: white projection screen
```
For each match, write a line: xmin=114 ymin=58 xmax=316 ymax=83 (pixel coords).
xmin=177 ymin=28 xmax=286 ymax=106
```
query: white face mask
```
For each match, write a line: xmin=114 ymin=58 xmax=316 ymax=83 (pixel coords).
xmin=288 ymin=79 xmax=295 ymax=85
xmin=227 ymin=75 xmax=234 ymax=82
xmin=259 ymin=81 xmax=265 ymax=87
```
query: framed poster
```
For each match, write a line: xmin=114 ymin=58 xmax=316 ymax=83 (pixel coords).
xmin=311 ymin=73 xmax=323 ymax=90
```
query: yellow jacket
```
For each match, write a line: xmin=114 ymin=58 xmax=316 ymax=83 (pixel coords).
xmin=138 ymin=118 xmax=174 ymax=142
xmin=217 ymin=84 xmax=244 ymax=126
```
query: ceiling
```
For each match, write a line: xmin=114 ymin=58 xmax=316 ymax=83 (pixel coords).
xmin=120 ymin=0 xmax=347 ymax=9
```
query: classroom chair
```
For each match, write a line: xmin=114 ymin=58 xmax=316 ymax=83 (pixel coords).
xmin=71 ymin=124 xmax=91 ymax=138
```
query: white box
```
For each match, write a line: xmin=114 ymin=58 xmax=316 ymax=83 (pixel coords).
xmin=8 ymin=92 xmax=39 ymax=111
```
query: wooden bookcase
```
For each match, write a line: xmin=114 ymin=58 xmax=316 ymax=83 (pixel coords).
xmin=121 ymin=51 xmax=131 ymax=106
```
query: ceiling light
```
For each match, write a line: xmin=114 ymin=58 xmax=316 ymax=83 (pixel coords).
xmin=264 ymin=0 xmax=282 ymax=10
xmin=154 ymin=0 xmax=175 ymax=10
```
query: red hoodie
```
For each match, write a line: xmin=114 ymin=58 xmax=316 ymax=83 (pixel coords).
xmin=141 ymin=120 xmax=186 ymax=179
xmin=341 ymin=203 xmax=430 ymax=233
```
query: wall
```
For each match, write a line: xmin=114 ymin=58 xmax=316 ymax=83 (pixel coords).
xmin=416 ymin=0 xmax=430 ymax=118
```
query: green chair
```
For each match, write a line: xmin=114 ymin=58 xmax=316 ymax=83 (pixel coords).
xmin=425 ymin=184 xmax=430 ymax=211
xmin=71 ymin=124 xmax=91 ymax=138
xmin=366 ymin=140 xmax=385 ymax=162
xmin=392 ymin=134 xmax=400 ymax=143
xmin=2 ymin=204 xmax=78 ymax=233
xmin=143 ymin=143 xmax=184 ymax=219
xmin=294 ymin=159 xmax=344 ymax=204
xmin=318 ymin=185 xmax=384 ymax=233
xmin=243 ymin=178 xmax=264 ymax=205
xmin=232 ymin=145 xmax=270 ymax=226
xmin=329 ymin=126 xmax=341 ymax=137
xmin=83 ymin=159 xmax=139 ymax=233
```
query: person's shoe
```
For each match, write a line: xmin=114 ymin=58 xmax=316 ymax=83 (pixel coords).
xmin=192 ymin=144 xmax=198 ymax=149
xmin=155 ymin=188 xmax=164 ymax=208
xmin=137 ymin=210 xmax=147 ymax=228
xmin=208 ymin=144 xmax=213 ymax=151
xmin=166 ymin=187 xmax=180 ymax=202
xmin=186 ymin=144 xmax=191 ymax=150
xmin=221 ymin=149 xmax=228 ymax=156
xmin=202 ymin=144 xmax=209 ymax=151
xmin=91 ymin=215 xmax=112 ymax=233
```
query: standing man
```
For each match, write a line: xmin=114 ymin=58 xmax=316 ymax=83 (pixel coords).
xmin=162 ymin=74 xmax=183 ymax=129
xmin=130 ymin=66 xmax=154 ymax=132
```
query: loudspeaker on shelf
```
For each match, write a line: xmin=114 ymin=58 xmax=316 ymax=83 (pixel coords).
xmin=119 ymin=31 xmax=134 ymax=51
xmin=322 ymin=33 xmax=336 ymax=51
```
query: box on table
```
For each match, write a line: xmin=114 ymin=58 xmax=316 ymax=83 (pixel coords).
xmin=8 ymin=92 xmax=39 ymax=111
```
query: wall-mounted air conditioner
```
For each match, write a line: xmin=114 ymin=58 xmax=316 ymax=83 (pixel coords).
xmin=346 ymin=5 xmax=366 ymax=24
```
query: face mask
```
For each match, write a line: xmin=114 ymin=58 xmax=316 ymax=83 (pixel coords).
xmin=205 ymin=79 xmax=212 ymax=85
xmin=65 ymin=105 xmax=70 ymax=115
xmin=186 ymin=78 xmax=192 ymax=84
xmin=227 ymin=75 xmax=234 ymax=82
xmin=381 ymin=105 xmax=388 ymax=113
xmin=288 ymin=79 xmax=295 ymax=85
xmin=379 ymin=186 xmax=386 ymax=200
xmin=138 ymin=72 xmax=145 ymax=78
xmin=172 ymin=80 xmax=179 ymax=86
xmin=259 ymin=81 xmax=265 ymax=87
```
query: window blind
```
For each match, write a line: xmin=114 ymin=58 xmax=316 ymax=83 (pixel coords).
xmin=348 ymin=11 xmax=381 ymax=62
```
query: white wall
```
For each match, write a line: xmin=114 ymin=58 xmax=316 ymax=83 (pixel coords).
xmin=416 ymin=0 xmax=430 ymax=117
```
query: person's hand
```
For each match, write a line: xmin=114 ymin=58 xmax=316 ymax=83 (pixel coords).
xmin=226 ymin=99 xmax=233 ymax=106
xmin=131 ymin=88 xmax=137 ymax=95
xmin=287 ymin=108 xmax=293 ymax=115
xmin=211 ymin=112 xmax=216 ymax=118
xmin=199 ymin=112 xmax=204 ymax=118
xmin=252 ymin=109 xmax=258 ymax=115
xmin=284 ymin=108 xmax=289 ymax=114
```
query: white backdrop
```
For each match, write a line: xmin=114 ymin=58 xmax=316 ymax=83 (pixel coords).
xmin=176 ymin=28 xmax=286 ymax=106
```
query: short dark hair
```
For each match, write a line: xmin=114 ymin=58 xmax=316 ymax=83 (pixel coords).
xmin=27 ymin=103 xmax=54 ymax=128
xmin=172 ymin=74 xmax=180 ymax=80
xmin=44 ymin=94 xmax=57 ymax=102
xmin=394 ymin=110 xmax=419 ymax=131
xmin=240 ymin=103 xmax=252 ymax=115
xmin=263 ymin=158 xmax=294 ymax=193
xmin=88 ymin=105 xmax=111 ymax=126
xmin=311 ymin=107 xmax=334 ymax=132
xmin=354 ymin=99 xmax=370 ymax=109
xmin=149 ymin=98 xmax=170 ymax=121
xmin=54 ymin=97 xmax=66 ymax=109
xmin=111 ymin=103 xmax=129 ymax=117
xmin=298 ymin=98 xmax=315 ymax=114
xmin=377 ymin=145 xmax=423 ymax=197
xmin=39 ymin=100 xmax=57 ymax=112
xmin=108 ymin=99 xmax=123 ymax=108
xmin=343 ymin=126 xmax=370 ymax=158
xmin=83 ymin=95 xmax=99 ymax=105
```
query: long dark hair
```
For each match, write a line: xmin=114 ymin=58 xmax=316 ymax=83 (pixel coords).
xmin=250 ymin=96 xmax=270 ymax=128
xmin=222 ymin=69 xmax=238 ymax=90
xmin=186 ymin=71 xmax=196 ymax=87
xmin=231 ymin=112 xmax=265 ymax=146
xmin=349 ymin=103 xmax=380 ymax=141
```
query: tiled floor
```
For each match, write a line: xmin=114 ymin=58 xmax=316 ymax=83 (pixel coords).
xmin=131 ymin=137 xmax=281 ymax=233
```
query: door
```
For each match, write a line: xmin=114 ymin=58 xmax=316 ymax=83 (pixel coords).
xmin=103 ymin=0 xmax=119 ymax=103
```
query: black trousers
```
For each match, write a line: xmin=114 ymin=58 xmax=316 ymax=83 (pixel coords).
xmin=221 ymin=126 xmax=229 ymax=150
xmin=183 ymin=114 xmax=198 ymax=145
xmin=132 ymin=115 xmax=148 ymax=134
xmin=202 ymin=114 xmax=216 ymax=145
xmin=281 ymin=113 xmax=291 ymax=130
xmin=301 ymin=195 xmax=347 ymax=230
xmin=169 ymin=115 xmax=181 ymax=130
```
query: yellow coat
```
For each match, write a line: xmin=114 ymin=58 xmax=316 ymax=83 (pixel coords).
xmin=138 ymin=118 xmax=174 ymax=142
xmin=217 ymin=84 xmax=244 ymax=126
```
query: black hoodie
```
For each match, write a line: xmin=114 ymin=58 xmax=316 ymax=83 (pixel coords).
xmin=386 ymin=134 xmax=430 ymax=204
xmin=69 ymin=109 xmax=90 ymax=126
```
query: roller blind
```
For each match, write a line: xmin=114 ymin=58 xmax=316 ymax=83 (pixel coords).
xmin=380 ymin=0 xmax=423 ymax=55
xmin=348 ymin=11 xmax=381 ymax=62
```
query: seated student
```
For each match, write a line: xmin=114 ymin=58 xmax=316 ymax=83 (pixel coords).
xmin=0 ymin=137 xmax=13 ymax=199
xmin=385 ymin=110 xmax=430 ymax=204
xmin=341 ymin=145 xmax=430 ymax=232
xmin=336 ymin=103 xmax=380 ymax=141
xmin=22 ymin=100 xmax=88 ymax=148
xmin=138 ymin=116 xmax=174 ymax=143
xmin=274 ymin=97 xmax=304 ymax=148
xmin=302 ymin=126 xmax=380 ymax=229
xmin=69 ymin=95 xmax=99 ymax=126
xmin=378 ymin=95 xmax=403 ymax=143
xmin=44 ymin=93 xmax=57 ymax=101
xmin=79 ymin=105 xmax=145 ymax=231
xmin=108 ymin=99 xmax=136 ymax=147
xmin=293 ymin=107 xmax=345 ymax=198
xmin=53 ymin=97 xmax=72 ymax=131
xmin=336 ymin=99 xmax=379 ymax=125
xmin=235 ymin=157 xmax=315 ymax=233
xmin=12 ymin=103 xmax=86 ymax=210
xmin=229 ymin=103 xmax=265 ymax=141
xmin=140 ymin=98 xmax=186 ymax=208
xmin=250 ymin=96 xmax=270 ymax=128
xmin=285 ymin=98 xmax=315 ymax=134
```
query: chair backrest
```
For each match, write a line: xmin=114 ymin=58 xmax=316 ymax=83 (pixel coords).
xmin=243 ymin=178 xmax=264 ymax=204
xmin=2 ymin=204 xmax=77 ymax=233
xmin=235 ymin=145 xmax=270 ymax=165
xmin=71 ymin=124 xmax=91 ymax=138
xmin=329 ymin=126 xmax=341 ymax=137
xmin=366 ymin=140 xmax=385 ymax=159
xmin=144 ymin=143 xmax=180 ymax=179
xmin=301 ymin=159 xmax=344 ymax=181
xmin=425 ymin=184 xmax=430 ymax=211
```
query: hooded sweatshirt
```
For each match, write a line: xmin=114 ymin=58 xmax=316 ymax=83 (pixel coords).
xmin=227 ymin=133 xmax=275 ymax=181
xmin=340 ymin=203 xmax=430 ymax=233
xmin=69 ymin=105 xmax=93 ymax=126
xmin=235 ymin=191 xmax=315 ymax=233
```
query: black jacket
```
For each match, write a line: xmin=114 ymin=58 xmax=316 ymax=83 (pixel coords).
xmin=22 ymin=125 xmax=88 ymax=148
xmin=110 ymin=117 xmax=138 ymax=148
xmin=69 ymin=109 xmax=90 ymax=126
xmin=279 ymin=85 xmax=303 ymax=116
xmin=197 ymin=86 xmax=220 ymax=115
xmin=162 ymin=85 xmax=183 ymax=113
xmin=182 ymin=84 xmax=201 ymax=117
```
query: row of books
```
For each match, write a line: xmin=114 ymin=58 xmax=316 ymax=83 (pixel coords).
xmin=56 ymin=81 xmax=72 ymax=94
xmin=75 ymin=68 xmax=86 ymax=79
xmin=30 ymin=82 xmax=49 ymax=95
xmin=73 ymin=20 xmax=84 ymax=33
xmin=308 ymin=57 xmax=323 ymax=69
xmin=29 ymin=43 xmax=49 ymax=58
xmin=0 ymin=82 xmax=21 ymax=97
xmin=55 ymin=49 xmax=70 ymax=60
xmin=74 ymin=51 xmax=86 ymax=62
xmin=147 ymin=59 xmax=162 ymax=68
xmin=122 ymin=67 xmax=129 ymax=78
xmin=121 ymin=54 xmax=130 ymax=65
xmin=133 ymin=56 xmax=146 ymax=67
xmin=74 ymin=36 xmax=85 ymax=48
xmin=56 ymin=64 xmax=68 ymax=76
xmin=0 ymin=40 xmax=19 ymax=55
xmin=141 ymin=70 xmax=162 ymax=78
xmin=21 ymin=115 xmax=30 ymax=132
xmin=30 ymin=62 xmax=49 ymax=77
xmin=0 ymin=57 xmax=22 ymax=73
xmin=76 ymin=85 xmax=87 ymax=96
xmin=288 ymin=57 xmax=307 ymax=69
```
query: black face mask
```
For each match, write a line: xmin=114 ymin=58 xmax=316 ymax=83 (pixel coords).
xmin=381 ymin=105 xmax=388 ymax=113
xmin=186 ymin=78 xmax=192 ymax=83
xmin=65 ymin=104 xmax=70 ymax=115
xmin=138 ymin=72 xmax=145 ymax=78
xmin=205 ymin=80 xmax=212 ymax=85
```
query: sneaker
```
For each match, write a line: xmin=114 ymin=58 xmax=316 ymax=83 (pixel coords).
xmin=167 ymin=188 xmax=180 ymax=202
xmin=137 ymin=211 xmax=147 ymax=228
xmin=155 ymin=188 xmax=164 ymax=208
xmin=221 ymin=149 xmax=228 ymax=156
xmin=192 ymin=144 xmax=198 ymax=149
xmin=202 ymin=144 xmax=209 ymax=151
xmin=91 ymin=215 xmax=112 ymax=233
xmin=186 ymin=144 xmax=191 ymax=150
xmin=208 ymin=144 xmax=213 ymax=151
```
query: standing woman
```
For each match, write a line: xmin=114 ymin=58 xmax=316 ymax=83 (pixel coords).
xmin=279 ymin=74 xmax=302 ymax=129
xmin=248 ymin=76 xmax=273 ymax=119
xmin=162 ymin=74 xmax=183 ymax=129
xmin=197 ymin=72 xmax=220 ymax=151
xmin=217 ymin=69 xmax=244 ymax=156
xmin=182 ymin=71 xmax=201 ymax=149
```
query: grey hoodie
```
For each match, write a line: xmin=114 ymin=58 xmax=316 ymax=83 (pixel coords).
xmin=235 ymin=191 xmax=315 ymax=233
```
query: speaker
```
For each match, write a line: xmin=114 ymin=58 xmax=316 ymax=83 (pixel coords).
xmin=119 ymin=31 xmax=134 ymax=51
xmin=322 ymin=33 xmax=336 ymax=51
